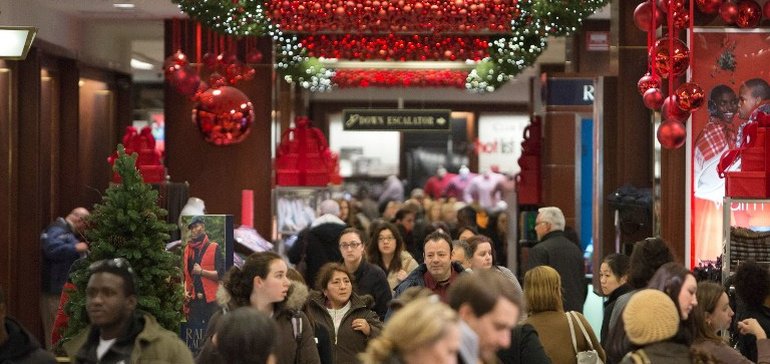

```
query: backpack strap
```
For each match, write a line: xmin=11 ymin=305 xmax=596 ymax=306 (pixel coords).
xmin=291 ymin=311 xmax=303 ymax=364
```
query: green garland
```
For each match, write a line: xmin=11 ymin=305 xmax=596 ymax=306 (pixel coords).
xmin=172 ymin=0 xmax=608 ymax=93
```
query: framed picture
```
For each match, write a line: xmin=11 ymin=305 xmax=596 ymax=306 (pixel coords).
xmin=688 ymin=28 xmax=770 ymax=266
xmin=178 ymin=214 xmax=234 ymax=354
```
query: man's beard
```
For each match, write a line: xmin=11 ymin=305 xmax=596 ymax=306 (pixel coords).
xmin=192 ymin=233 xmax=205 ymax=243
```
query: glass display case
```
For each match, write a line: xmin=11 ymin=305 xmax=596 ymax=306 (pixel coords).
xmin=272 ymin=186 xmax=331 ymax=254
xmin=722 ymin=197 xmax=770 ymax=285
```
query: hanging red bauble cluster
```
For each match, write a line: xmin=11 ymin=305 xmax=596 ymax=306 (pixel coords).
xmin=301 ymin=34 xmax=490 ymax=61
xmin=164 ymin=50 xmax=201 ymax=97
xmin=333 ymin=69 xmax=468 ymax=88
xmin=735 ymin=0 xmax=762 ymax=28
xmin=200 ymin=51 xmax=258 ymax=86
xmin=266 ymin=0 xmax=515 ymax=33
xmin=652 ymin=38 xmax=690 ymax=79
xmin=192 ymin=86 xmax=255 ymax=146
xmin=634 ymin=0 xmax=708 ymax=150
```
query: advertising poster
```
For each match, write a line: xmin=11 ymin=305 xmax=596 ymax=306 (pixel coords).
xmin=178 ymin=214 xmax=234 ymax=354
xmin=689 ymin=29 xmax=770 ymax=266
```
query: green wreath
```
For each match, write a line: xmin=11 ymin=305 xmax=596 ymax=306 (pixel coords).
xmin=172 ymin=0 xmax=608 ymax=93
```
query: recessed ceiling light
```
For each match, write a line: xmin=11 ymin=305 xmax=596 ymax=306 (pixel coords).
xmin=113 ymin=3 xmax=136 ymax=9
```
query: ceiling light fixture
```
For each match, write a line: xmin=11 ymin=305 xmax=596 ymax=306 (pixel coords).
xmin=113 ymin=3 xmax=136 ymax=9
xmin=130 ymin=58 xmax=154 ymax=70
xmin=0 ymin=26 xmax=38 ymax=60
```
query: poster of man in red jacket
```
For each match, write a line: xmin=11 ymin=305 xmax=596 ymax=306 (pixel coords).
xmin=183 ymin=216 xmax=225 ymax=326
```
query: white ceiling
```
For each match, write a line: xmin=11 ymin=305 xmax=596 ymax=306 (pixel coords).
xmin=35 ymin=0 xmax=182 ymax=19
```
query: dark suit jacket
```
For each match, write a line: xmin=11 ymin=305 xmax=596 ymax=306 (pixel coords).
xmin=525 ymin=230 xmax=587 ymax=313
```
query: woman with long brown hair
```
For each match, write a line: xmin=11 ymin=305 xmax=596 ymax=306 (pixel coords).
xmin=692 ymin=281 xmax=770 ymax=363
xmin=366 ymin=222 xmax=418 ymax=291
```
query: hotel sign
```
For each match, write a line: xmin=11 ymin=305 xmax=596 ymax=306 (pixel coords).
xmin=342 ymin=109 xmax=451 ymax=131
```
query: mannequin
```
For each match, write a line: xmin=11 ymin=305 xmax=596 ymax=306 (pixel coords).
xmin=444 ymin=166 xmax=474 ymax=199
xmin=464 ymin=168 xmax=504 ymax=209
xmin=423 ymin=166 xmax=456 ymax=199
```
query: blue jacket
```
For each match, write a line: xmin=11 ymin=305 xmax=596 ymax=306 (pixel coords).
xmin=392 ymin=261 xmax=466 ymax=298
xmin=40 ymin=217 xmax=81 ymax=294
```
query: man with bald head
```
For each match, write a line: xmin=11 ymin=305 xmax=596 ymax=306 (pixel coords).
xmin=40 ymin=207 xmax=90 ymax=349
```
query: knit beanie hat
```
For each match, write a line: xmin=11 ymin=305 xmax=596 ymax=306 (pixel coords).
xmin=623 ymin=289 xmax=680 ymax=346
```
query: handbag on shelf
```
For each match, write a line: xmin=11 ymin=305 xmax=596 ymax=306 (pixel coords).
xmin=566 ymin=311 xmax=603 ymax=364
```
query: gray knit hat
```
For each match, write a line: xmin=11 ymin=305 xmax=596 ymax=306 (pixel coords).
xmin=623 ymin=289 xmax=680 ymax=346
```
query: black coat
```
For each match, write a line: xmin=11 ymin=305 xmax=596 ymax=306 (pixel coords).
xmin=601 ymin=283 xmax=632 ymax=348
xmin=525 ymin=231 xmax=587 ymax=313
xmin=497 ymin=324 xmax=552 ymax=364
xmin=352 ymin=261 xmax=392 ymax=320
xmin=0 ymin=317 xmax=56 ymax=364
xmin=304 ymin=222 xmax=347 ymax=285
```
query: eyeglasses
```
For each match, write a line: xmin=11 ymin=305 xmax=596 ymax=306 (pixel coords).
xmin=339 ymin=242 xmax=362 ymax=250
xmin=378 ymin=236 xmax=395 ymax=242
xmin=89 ymin=257 xmax=133 ymax=273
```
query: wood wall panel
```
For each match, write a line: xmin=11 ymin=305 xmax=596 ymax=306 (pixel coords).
xmin=0 ymin=62 xmax=17 ymax=319
xmin=15 ymin=48 xmax=45 ymax=336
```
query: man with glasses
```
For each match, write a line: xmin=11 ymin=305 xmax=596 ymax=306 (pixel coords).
xmin=392 ymin=230 xmax=466 ymax=304
xmin=63 ymin=258 xmax=193 ymax=363
xmin=40 ymin=207 xmax=89 ymax=349
xmin=526 ymin=206 xmax=586 ymax=313
xmin=339 ymin=227 xmax=391 ymax=320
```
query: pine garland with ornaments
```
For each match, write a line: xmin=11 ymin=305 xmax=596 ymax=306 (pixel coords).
xmin=172 ymin=0 xmax=609 ymax=92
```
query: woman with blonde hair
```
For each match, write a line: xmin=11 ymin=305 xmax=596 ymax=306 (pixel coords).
xmin=524 ymin=266 xmax=605 ymax=364
xmin=359 ymin=297 xmax=461 ymax=364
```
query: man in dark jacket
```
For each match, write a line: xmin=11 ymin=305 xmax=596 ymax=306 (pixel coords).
xmin=63 ymin=258 xmax=193 ymax=363
xmin=0 ymin=285 xmax=57 ymax=363
xmin=301 ymin=200 xmax=347 ymax=285
xmin=393 ymin=230 xmax=466 ymax=302
xmin=40 ymin=207 xmax=89 ymax=349
xmin=525 ymin=206 xmax=587 ymax=313
xmin=448 ymin=270 xmax=521 ymax=364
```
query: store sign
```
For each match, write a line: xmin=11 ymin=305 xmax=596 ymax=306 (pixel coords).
xmin=342 ymin=109 xmax=451 ymax=131
xmin=586 ymin=31 xmax=610 ymax=51
xmin=545 ymin=78 xmax=595 ymax=106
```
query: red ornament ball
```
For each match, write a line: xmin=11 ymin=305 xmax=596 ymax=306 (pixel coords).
xmin=202 ymin=53 xmax=219 ymax=71
xmin=638 ymin=73 xmax=662 ymax=95
xmin=643 ymin=88 xmax=665 ymax=110
xmin=652 ymin=38 xmax=690 ymax=78
xmin=657 ymin=0 xmax=685 ymax=13
xmin=657 ymin=120 xmax=687 ymax=149
xmin=163 ymin=50 xmax=188 ymax=69
xmin=192 ymin=86 xmax=254 ymax=146
xmin=662 ymin=95 xmax=691 ymax=122
xmin=720 ymin=1 xmax=739 ymax=23
xmin=634 ymin=1 xmax=664 ymax=31
xmin=696 ymin=0 xmax=722 ymax=14
xmin=167 ymin=65 xmax=200 ymax=97
xmin=209 ymin=73 xmax=228 ymax=89
xmin=675 ymin=82 xmax=706 ymax=111
xmin=735 ymin=0 xmax=762 ymax=28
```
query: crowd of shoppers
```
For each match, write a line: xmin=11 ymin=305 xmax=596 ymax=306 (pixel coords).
xmin=21 ymin=189 xmax=770 ymax=364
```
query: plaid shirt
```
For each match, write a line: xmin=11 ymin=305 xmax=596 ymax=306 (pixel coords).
xmin=695 ymin=117 xmax=734 ymax=164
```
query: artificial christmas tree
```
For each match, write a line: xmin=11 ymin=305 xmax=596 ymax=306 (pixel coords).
xmin=61 ymin=145 xmax=183 ymax=343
